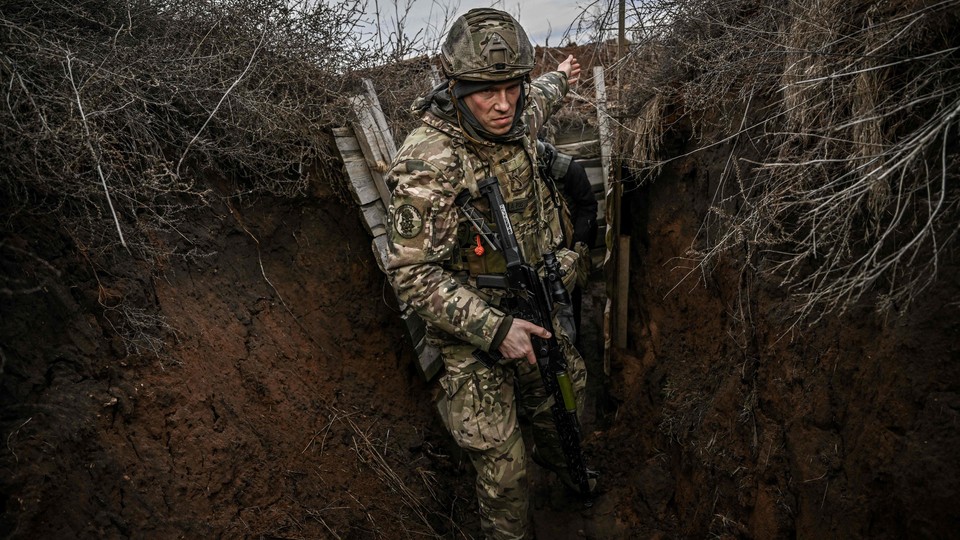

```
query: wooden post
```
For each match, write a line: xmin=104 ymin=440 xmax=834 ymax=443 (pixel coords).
xmin=616 ymin=235 xmax=630 ymax=349
xmin=597 ymin=65 xmax=630 ymax=363
xmin=594 ymin=66 xmax=612 ymax=195
xmin=349 ymin=79 xmax=398 ymax=209
xmin=596 ymin=65 xmax=623 ymax=372
xmin=336 ymin=81 xmax=442 ymax=382
xmin=362 ymin=79 xmax=398 ymax=159
xmin=618 ymin=0 xmax=626 ymax=56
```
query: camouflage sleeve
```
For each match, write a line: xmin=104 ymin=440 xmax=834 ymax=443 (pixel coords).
xmin=525 ymin=71 xmax=570 ymax=135
xmin=383 ymin=157 xmax=509 ymax=353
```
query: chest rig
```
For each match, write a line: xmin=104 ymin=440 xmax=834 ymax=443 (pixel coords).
xmin=447 ymin=134 xmax=565 ymax=283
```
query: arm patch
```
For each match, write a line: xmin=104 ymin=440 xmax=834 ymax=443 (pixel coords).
xmin=394 ymin=204 xmax=424 ymax=239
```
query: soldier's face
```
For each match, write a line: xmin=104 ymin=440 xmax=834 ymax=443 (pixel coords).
xmin=463 ymin=81 xmax=522 ymax=136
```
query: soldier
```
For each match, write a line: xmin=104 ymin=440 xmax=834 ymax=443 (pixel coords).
xmin=382 ymin=8 xmax=593 ymax=539
xmin=536 ymin=139 xmax=599 ymax=346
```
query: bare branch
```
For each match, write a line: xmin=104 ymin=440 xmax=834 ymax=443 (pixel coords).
xmin=66 ymin=52 xmax=128 ymax=250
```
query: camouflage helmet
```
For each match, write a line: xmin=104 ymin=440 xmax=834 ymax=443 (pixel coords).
xmin=440 ymin=8 xmax=535 ymax=82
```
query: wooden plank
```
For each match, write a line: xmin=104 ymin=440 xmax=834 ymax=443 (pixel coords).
xmin=341 ymin=153 xmax=372 ymax=175
xmin=414 ymin=336 xmax=442 ymax=381
xmin=403 ymin=310 xmax=426 ymax=345
xmin=362 ymin=80 xmax=385 ymax=118
xmin=594 ymin=66 xmax=613 ymax=194
xmin=555 ymin=138 xmax=600 ymax=159
xmin=603 ymin=297 xmax=612 ymax=376
xmin=359 ymin=202 xmax=388 ymax=237
xmin=595 ymin=65 xmax=618 ymax=375
xmin=402 ymin=308 xmax=442 ymax=381
xmin=335 ymin=131 xmax=380 ymax=206
xmin=371 ymin=234 xmax=392 ymax=276
xmin=362 ymin=79 xmax=398 ymax=160
xmin=616 ymin=235 xmax=630 ymax=349
xmin=556 ymin=128 xmax=598 ymax=146
xmin=352 ymin=87 xmax=396 ymax=170
xmin=350 ymin=105 xmax=391 ymax=168
xmin=344 ymin=83 xmax=445 ymax=382
xmin=332 ymin=126 xmax=352 ymax=137
xmin=350 ymin=94 xmax=394 ymax=208
xmin=334 ymin=133 xmax=362 ymax=153
xmin=350 ymin=131 xmax=392 ymax=206
xmin=342 ymin=159 xmax=380 ymax=206
xmin=577 ymin=156 xmax=603 ymax=168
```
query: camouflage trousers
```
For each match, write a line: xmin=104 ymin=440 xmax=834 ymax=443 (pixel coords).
xmin=435 ymin=316 xmax=587 ymax=540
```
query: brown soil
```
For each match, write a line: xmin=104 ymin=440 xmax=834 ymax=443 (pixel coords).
xmin=1 ymin=185 xmax=461 ymax=538
xmin=0 ymin=181 xmax=623 ymax=539
xmin=607 ymin=147 xmax=960 ymax=539
xmin=2 ymin=166 xmax=958 ymax=539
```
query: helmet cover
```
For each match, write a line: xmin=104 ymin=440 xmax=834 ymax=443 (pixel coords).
xmin=440 ymin=8 xmax=535 ymax=82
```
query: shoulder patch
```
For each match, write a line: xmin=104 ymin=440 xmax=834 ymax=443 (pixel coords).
xmin=394 ymin=204 xmax=424 ymax=239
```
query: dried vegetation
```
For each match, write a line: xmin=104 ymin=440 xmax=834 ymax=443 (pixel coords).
xmin=617 ymin=0 xmax=960 ymax=322
xmin=1 ymin=0 xmax=377 ymax=259
xmin=0 ymin=0 xmax=444 ymax=355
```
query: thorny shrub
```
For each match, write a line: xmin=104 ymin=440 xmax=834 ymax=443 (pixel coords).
xmin=616 ymin=0 xmax=960 ymax=324
xmin=0 ymin=0 xmax=429 ymax=355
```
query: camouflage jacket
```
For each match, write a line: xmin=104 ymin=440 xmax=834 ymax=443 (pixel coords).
xmin=383 ymin=71 xmax=572 ymax=354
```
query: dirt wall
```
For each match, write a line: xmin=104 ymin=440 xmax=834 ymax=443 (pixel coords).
xmin=1 ymin=114 xmax=956 ymax=540
xmin=0 ymin=184 xmax=480 ymax=538
xmin=610 ymin=144 xmax=960 ymax=538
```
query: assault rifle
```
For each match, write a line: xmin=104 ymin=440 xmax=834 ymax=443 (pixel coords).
xmin=455 ymin=175 xmax=594 ymax=498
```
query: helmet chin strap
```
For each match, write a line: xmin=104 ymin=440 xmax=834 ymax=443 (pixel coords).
xmin=449 ymin=82 xmax=488 ymax=147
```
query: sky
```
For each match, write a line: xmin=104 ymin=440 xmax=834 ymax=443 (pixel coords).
xmin=365 ymin=0 xmax=595 ymax=52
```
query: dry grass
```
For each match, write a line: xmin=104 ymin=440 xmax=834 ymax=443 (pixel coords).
xmin=611 ymin=0 xmax=960 ymax=323
xmin=303 ymin=404 xmax=470 ymax=539
xmin=0 ymin=0 xmax=377 ymax=256
xmin=0 ymin=0 xmax=440 ymax=356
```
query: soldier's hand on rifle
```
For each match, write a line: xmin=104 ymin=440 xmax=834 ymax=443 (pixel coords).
xmin=498 ymin=319 xmax=551 ymax=365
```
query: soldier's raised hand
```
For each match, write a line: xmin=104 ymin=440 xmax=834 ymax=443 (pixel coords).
xmin=558 ymin=54 xmax=581 ymax=86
